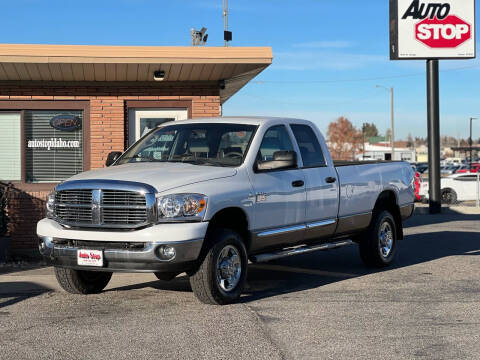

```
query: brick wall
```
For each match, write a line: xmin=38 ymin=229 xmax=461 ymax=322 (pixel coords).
xmin=4 ymin=189 xmax=46 ymax=251
xmin=0 ymin=82 xmax=221 ymax=254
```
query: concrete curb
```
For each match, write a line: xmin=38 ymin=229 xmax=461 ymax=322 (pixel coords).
xmin=414 ymin=205 xmax=480 ymax=215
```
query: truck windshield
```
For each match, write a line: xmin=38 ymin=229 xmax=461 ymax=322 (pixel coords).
xmin=116 ymin=123 xmax=257 ymax=167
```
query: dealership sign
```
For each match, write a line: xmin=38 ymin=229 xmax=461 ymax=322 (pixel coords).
xmin=390 ymin=0 xmax=476 ymax=59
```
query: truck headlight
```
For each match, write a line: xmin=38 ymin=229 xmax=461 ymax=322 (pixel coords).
xmin=157 ymin=194 xmax=207 ymax=222
xmin=46 ymin=191 xmax=56 ymax=218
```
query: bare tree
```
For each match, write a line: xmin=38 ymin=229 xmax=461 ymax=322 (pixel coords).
xmin=327 ymin=117 xmax=363 ymax=160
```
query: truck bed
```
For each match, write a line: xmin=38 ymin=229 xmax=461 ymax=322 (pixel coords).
xmin=334 ymin=160 xmax=399 ymax=167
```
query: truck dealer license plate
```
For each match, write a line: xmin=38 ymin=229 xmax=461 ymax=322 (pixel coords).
xmin=77 ymin=249 xmax=104 ymax=267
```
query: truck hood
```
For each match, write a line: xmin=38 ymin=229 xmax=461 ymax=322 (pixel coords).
xmin=67 ymin=162 xmax=237 ymax=193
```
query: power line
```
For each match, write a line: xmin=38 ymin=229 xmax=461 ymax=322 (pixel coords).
xmin=252 ymin=64 xmax=480 ymax=85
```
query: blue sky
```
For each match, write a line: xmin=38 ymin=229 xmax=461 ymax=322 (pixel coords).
xmin=2 ymin=0 xmax=479 ymax=139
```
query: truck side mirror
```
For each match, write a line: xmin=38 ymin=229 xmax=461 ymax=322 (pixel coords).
xmin=105 ymin=151 xmax=122 ymax=167
xmin=256 ymin=151 xmax=297 ymax=172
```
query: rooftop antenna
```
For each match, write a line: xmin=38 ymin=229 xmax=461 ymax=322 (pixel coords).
xmin=223 ymin=0 xmax=232 ymax=46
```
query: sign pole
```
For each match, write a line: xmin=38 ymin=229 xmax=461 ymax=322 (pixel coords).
xmin=426 ymin=59 xmax=441 ymax=214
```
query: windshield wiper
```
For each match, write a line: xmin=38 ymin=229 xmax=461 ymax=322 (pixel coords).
xmin=121 ymin=154 xmax=168 ymax=163
xmin=169 ymin=156 xmax=232 ymax=167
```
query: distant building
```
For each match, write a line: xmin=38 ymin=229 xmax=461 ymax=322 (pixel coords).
xmin=416 ymin=145 xmax=428 ymax=163
xmin=358 ymin=141 xmax=416 ymax=162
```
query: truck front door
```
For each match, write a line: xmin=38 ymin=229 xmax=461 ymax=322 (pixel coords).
xmin=250 ymin=125 xmax=306 ymax=252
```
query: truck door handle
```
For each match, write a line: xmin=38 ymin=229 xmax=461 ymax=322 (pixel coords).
xmin=325 ymin=177 xmax=337 ymax=184
xmin=292 ymin=180 xmax=304 ymax=187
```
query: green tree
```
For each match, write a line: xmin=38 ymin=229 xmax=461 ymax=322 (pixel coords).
xmin=361 ymin=122 xmax=379 ymax=138
xmin=406 ymin=133 xmax=414 ymax=148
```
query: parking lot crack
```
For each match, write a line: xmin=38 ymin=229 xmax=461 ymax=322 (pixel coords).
xmin=243 ymin=304 xmax=288 ymax=360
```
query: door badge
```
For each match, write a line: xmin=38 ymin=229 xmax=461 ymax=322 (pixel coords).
xmin=256 ymin=193 xmax=268 ymax=202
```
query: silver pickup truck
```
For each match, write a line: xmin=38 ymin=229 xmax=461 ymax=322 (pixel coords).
xmin=37 ymin=117 xmax=415 ymax=305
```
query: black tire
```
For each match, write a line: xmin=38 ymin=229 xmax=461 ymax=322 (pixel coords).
xmin=154 ymin=272 xmax=179 ymax=281
xmin=54 ymin=267 xmax=112 ymax=294
xmin=189 ymin=228 xmax=247 ymax=305
xmin=441 ymin=188 xmax=457 ymax=204
xmin=359 ymin=210 xmax=397 ymax=268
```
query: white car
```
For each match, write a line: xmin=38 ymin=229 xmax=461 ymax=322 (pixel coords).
xmin=420 ymin=173 xmax=480 ymax=203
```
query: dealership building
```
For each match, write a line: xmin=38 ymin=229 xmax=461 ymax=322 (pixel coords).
xmin=0 ymin=43 xmax=272 ymax=257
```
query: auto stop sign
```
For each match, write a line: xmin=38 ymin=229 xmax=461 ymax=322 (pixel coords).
xmin=390 ymin=0 xmax=476 ymax=59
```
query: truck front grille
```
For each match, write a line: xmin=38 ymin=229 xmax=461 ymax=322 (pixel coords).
xmin=55 ymin=190 xmax=93 ymax=223
xmin=54 ymin=188 xmax=152 ymax=229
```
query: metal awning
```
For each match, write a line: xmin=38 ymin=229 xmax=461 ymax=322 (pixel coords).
xmin=0 ymin=44 xmax=273 ymax=103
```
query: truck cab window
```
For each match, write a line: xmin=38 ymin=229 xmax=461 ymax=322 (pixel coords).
xmin=258 ymin=125 xmax=294 ymax=161
xmin=290 ymin=124 xmax=326 ymax=167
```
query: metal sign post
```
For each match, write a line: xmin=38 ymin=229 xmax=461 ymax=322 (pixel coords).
xmin=426 ymin=60 xmax=441 ymax=213
xmin=477 ymin=172 xmax=480 ymax=208
xmin=390 ymin=0 xmax=476 ymax=214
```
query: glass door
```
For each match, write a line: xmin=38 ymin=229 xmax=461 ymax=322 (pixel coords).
xmin=128 ymin=108 xmax=188 ymax=145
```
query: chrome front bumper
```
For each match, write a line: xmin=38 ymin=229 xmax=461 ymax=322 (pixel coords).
xmin=38 ymin=236 xmax=204 ymax=273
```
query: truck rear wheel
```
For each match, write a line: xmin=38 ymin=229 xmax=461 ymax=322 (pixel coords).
xmin=441 ymin=188 xmax=457 ymax=204
xmin=54 ymin=267 xmax=112 ymax=294
xmin=359 ymin=210 xmax=397 ymax=268
xmin=189 ymin=228 xmax=247 ymax=305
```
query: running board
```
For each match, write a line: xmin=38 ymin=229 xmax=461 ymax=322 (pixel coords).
xmin=251 ymin=240 xmax=354 ymax=263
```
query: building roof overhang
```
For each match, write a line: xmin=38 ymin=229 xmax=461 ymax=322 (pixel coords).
xmin=0 ymin=44 xmax=273 ymax=104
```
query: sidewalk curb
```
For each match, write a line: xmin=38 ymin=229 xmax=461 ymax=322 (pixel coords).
xmin=414 ymin=206 xmax=480 ymax=215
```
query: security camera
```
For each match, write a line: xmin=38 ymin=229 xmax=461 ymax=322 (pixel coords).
xmin=153 ymin=70 xmax=165 ymax=81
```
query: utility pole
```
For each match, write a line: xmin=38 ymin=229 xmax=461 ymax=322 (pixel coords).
xmin=470 ymin=117 xmax=477 ymax=170
xmin=376 ymin=85 xmax=395 ymax=160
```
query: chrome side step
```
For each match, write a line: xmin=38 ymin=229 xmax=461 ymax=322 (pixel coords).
xmin=251 ymin=240 xmax=354 ymax=263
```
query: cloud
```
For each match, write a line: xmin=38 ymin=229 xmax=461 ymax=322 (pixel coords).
xmin=293 ymin=41 xmax=353 ymax=49
xmin=273 ymin=51 xmax=387 ymax=71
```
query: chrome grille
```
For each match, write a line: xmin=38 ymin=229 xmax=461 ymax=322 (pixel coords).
xmin=55 ymin=190 xmax=92 ymax=205
xmin=54 ymin=188 xmax=150 ymax=229
xmin=102 ymin=190 xmax=147 ymax=225
xmin=102 ymin=190 xmax=146 ymax=207
xmin=54 ymin=190 xmax=93 ymax=224
xmin=55 ymin=205 xmax=93 ymax=223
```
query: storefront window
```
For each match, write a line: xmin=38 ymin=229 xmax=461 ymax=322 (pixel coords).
xmin=0 ymin=113 xmax=21 ymax=181
xmin=25 ymin=110 xmax=83 ymax=183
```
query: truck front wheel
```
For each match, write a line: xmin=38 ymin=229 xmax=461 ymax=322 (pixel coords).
xmin=359 ymin=210 xmax=397 ymax=268
xmin=54 ymin=267 xmax=112 ymax=294
xmin=189 ymin=229 xmax=247 ymax=305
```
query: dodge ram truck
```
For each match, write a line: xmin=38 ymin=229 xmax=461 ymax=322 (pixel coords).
xmin=37 ymin=117 xmax=415 ymax=305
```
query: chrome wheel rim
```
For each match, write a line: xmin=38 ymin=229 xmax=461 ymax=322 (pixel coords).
xmin=216 ymin=245 xmax=242 ymax=292
xmin=379 ymin=221 xmax=394 ymax=258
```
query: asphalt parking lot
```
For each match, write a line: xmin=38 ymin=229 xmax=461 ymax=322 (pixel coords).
xmin=1 ymin=212 xmax=479 ymax=360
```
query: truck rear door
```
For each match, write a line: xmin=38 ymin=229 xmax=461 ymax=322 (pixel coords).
xmin=290 ymin=124 xmax=339 ymax=241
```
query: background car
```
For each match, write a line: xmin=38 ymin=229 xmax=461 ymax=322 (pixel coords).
xmin=414 ymin=171 xmax=422 ymax=202
xmin=416 ymin=163 xmax=428 ymax=174
xmin=457 ymin=164 xmax=480 ymax=174
xmin=419 ymin=173 xmax=480 ymax=204
xmin=441 ymin=164 xmax=460 ymax=175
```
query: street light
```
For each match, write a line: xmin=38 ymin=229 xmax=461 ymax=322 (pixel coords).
xmin=470 ymin=117 xmax=477 ymax=170
xmin=376 ymin=85 xmax=395 ymax=160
